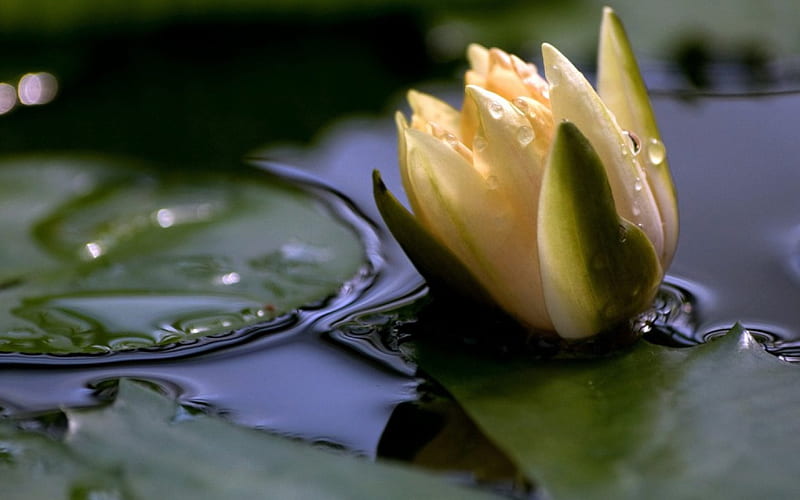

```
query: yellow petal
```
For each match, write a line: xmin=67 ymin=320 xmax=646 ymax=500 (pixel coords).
xmin=407 ymin=90 xmax=462 ymax=142
xmin=484 ymin=48 xmax=531 ymax=101
xmin=509 ymin=96 xmax=554 ymax=162
xmin=598 ymin=7 xmax=678 ymax=268
xmin=462 ymin=85 xmax=552 ymax=330
xmin=542 ymin=42 xmax=664 ymax=262
xmin=466 ymin=85 xmax=543 ymax=208
xmin=395 ymin=111 xmax=426 ymax=220
xmin=405 ymin=126 xmax=553 ymax=331
xmin=466 ymin=43 xmax=490 ymax=74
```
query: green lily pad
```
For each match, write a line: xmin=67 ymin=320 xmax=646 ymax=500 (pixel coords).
xmin=0 ymin=156 xmax=366 ymax=354
xmin=417 ymin=325 xmax=800 ymax=499
xmin=1 ymin=380 xmax=493 ymax=499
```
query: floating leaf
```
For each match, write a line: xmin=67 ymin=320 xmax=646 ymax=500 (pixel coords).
xmin=418 ymin=325 xmax=800 ymax=499
xmin=0 ymin=157 xmax=366 ymax=354
xmin=1 ymin=380 xmax=492 ymax=499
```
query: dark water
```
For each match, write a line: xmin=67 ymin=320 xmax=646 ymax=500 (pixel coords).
xmin=2 ymin=88 xmax=800 ymax=496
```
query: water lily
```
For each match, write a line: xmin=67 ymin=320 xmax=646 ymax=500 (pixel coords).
xmin=373 ymin=8 xmax=678 ymax=342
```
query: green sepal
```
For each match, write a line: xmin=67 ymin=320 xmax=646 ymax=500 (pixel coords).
xmin=372 ymin=170 xmax=497 ymax=309
xmin=537 ymin=122 xmax=662 ymax=340
xmin=598 ymin=7 xmax=679 ymax=268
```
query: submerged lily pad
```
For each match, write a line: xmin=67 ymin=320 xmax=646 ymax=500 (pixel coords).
xmin=1 ymin=380 xmax=492 ymax=499
xmin=0 ymin=157 xmax=367 ymax=354
xmin=418 ymin=325 xmax=800 ymax=499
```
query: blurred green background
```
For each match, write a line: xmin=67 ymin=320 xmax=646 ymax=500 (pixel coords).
xmin=1 ymin=0 xmax=798 ymax=171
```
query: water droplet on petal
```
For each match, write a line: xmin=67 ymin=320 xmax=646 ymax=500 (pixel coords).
xmin=634 ymin=178 xmax=643 ymax=192
xmin=647 ymin=138 xmax=666 ymax=165
xmin=516 ymin=125 xmax=534 ymax=146
xmin=512 ymin=97 xmax=528 ymax=113
xmin=443 ymin=133 xmax=459 ymax=147
xmin=473 ymin=135 xmax=488 ymax=152
xmin=488 ymin=101 xmax=504 ymax=119
xmin=632 ymin=203 xmax=641 ymax=216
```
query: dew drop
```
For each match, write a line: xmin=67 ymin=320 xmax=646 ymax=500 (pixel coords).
xmin=647 ymin=138 xmax=666 ymax=165
xmin=155 ymin=208 xmax=175 ymax=228
xmin=632 ymin=203 xmax=641 ymax=216
xmin=512 ymin=97 xmax=528 ymax=113
xmin=84 ymin=241 xmax=104 ymax=260
xmin=473 ymin=135 xmax=488 ymax=152
xmin=215 ymin=271 xmax=241 ymax=286
xmin=488 ymin=101 xmax=504 ymax=119
xmin=516 ymin=126 xmax=534 ymax=146
xmin=634 ymin=178 xmax=643 ymax=192
xmin=443 ymin=133 xmax=459 ymax=147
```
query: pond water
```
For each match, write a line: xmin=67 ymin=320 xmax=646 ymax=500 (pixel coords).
xmin=1 ymin=86 xmax=799 ymax=496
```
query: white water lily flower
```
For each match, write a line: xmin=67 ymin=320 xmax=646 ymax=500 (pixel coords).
xmin=373 ymin=8 xmax=678 ymax=341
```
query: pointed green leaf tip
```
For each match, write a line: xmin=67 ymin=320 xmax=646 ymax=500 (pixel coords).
xmin=598 ymin=6 xmax=678 ymax=268
xmin=538 ymin=122 xmax=661 ymax=340
xmin=372 ymin=170 xmax=496 ymax=308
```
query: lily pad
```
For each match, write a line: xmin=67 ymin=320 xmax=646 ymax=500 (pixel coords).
xmin=0 ymin=380 xmax=492 ymax=499
xmin=417 ymin=325 xmax=800 ymax=499
xmin=0 ymin=157 xmax=367 ymax=354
